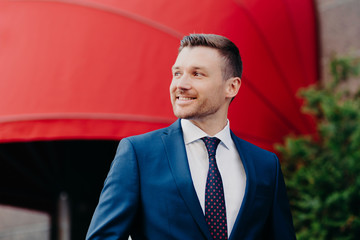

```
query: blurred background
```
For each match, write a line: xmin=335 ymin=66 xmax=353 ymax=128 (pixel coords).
xmin=0 ymin=0 xmax=359 ymax=239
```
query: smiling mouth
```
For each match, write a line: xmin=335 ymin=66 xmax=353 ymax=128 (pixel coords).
xmin=177 ymin=96 xmax=196 ymax=101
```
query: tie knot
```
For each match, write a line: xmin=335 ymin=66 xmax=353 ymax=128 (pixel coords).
xmin=201 ymin=137 xmax=220 ymax=157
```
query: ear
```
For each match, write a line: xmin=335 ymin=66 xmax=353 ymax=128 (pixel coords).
xmin=225 ymin=77 xmax=241 ymax=99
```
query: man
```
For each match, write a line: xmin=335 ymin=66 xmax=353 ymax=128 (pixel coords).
xmin=86 ymin=34 xmax=296 ymax=240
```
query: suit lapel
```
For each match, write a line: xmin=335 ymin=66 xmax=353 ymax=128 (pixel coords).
xmin=229 ymin=132 xmax=257 ymax=240
xmin=161 ymin=121 xmax=256 ymax=239
xmin=162 ymin=120 xmax=211 ymax=240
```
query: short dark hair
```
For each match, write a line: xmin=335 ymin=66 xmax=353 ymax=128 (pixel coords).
xmin=179 ymin=34 xmax=243 ymax=79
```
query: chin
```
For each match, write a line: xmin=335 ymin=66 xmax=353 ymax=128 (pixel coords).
xmin=173 ymin=110 xmax=196 ymax=120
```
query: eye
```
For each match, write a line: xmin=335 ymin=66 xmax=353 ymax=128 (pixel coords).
xmin=193 ymin=71 xmax=204 ymax=77
xmin=173 ymin=71 xmax=182 ymax=77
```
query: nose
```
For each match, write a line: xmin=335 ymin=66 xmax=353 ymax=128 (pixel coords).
xmin=175 ymin=74 xmax=191 ymax=90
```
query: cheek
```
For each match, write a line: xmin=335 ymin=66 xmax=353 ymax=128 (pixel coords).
xmin=206 ymin=84 xmax=223 ymax=95
xmin=205 ymin=86 xmax=226 ymax=102
xmin=169 ymin=81 xmax=175 ymax=93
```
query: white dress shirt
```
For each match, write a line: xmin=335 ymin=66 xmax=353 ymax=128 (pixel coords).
xmin=181 ymin=119 xmax=246 ymax=236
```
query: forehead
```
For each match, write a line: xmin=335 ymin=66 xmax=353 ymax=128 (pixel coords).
xmin=173 ymin=46 xmax=223 ymax=70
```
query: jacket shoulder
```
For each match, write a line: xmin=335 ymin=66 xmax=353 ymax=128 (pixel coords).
xmin=123 ymin=120 xmax=180 ymax=145
xmin=232 ymin=133 xmax=274 ymax=156
xmin=231 ymin=132 xmax=279 ymax=171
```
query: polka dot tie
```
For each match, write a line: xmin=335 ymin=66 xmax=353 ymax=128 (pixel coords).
xmin=202 ymin=137 xmax=228 ymax=240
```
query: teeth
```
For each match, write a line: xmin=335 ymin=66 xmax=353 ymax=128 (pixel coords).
xmin=178 ymin=97 xmax=194 ymax=100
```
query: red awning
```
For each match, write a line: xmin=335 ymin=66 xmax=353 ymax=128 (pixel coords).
xmin=0 ymin=0 xmax=318 ymax=150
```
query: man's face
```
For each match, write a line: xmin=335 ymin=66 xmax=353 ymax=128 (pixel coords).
xmin=170 ymin=46 xmax=232 ymax=122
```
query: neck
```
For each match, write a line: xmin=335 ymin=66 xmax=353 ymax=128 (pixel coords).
xmin=189 ymin=116 xmax=228 ymax=136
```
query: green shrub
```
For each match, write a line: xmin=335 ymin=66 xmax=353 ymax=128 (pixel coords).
xmin=276 ymin=56 xmax=360 ymax=240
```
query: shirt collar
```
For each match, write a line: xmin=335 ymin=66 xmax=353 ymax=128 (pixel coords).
xmin=181 ymin=119 xmax=232 ymax=150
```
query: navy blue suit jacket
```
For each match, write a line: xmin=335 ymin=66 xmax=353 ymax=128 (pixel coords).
xmin=86 ymin=120 xmax=296 ymax=239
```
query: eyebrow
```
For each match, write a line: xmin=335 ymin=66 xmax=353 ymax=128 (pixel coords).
xmin=172 ymin=65 xmax=208 ymax=71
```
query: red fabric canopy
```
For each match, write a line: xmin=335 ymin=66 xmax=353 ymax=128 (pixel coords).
xmin=0 ymin=0 xmax=318 ymax=150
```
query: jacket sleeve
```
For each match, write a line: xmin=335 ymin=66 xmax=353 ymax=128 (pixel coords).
xmin=269 ymin=153 xmax=296 ymax=240
xmin=86 ymin=138 xmax=139 ymax=240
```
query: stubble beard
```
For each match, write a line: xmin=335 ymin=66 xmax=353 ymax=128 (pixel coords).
xmin=172 ymin=100 xmax=220 ymax=121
